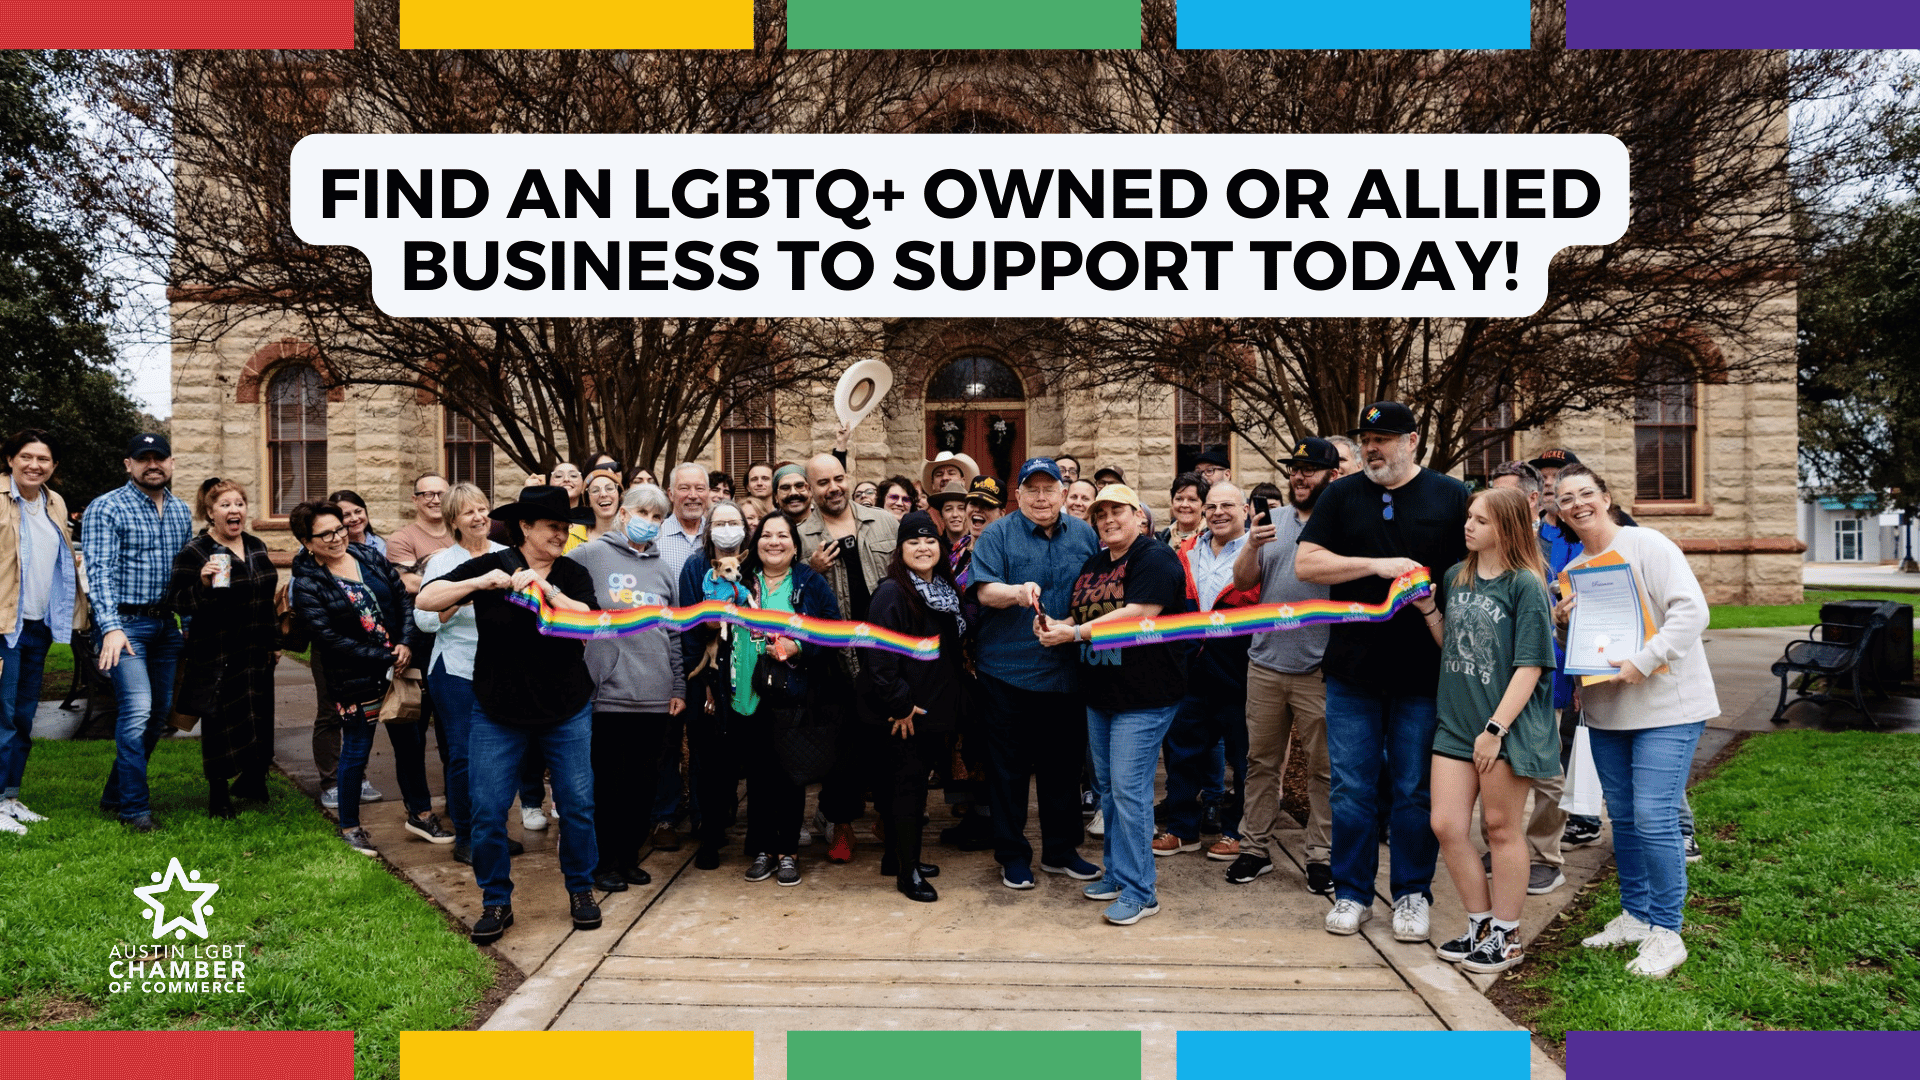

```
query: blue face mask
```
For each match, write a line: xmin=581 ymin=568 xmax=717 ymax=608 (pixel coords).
xmin=625 ymin=516 xmax=662 ymax=546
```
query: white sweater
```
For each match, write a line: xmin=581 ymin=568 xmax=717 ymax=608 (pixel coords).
xmin=1566 ymin=527 xmax=1721 ymax=731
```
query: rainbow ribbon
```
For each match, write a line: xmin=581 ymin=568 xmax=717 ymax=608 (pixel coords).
xmin=1085 ymin=568 xmax=1434 ymax=651
xmin=504 ymin=587 xmax=941 ymax=659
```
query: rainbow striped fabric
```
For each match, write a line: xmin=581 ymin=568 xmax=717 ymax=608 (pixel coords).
xmin=1084 ymin=568 xmax=1433 ymax=651
xmin=504 ymin=586 xmax=942 ymax=659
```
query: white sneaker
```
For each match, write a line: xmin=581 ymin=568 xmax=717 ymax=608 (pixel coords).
xmin=320 ymin=785 xmax=340 ymax=809
xmin=0 ymin=797 xmax=46 ymax=823
xmin=1391 ymin=893 xmax=1431 ymax=942
xmin=1087 ymin=809 xmax=1106 ymax=837
xmin=359 ymin=780 xmax=383 ymax=802
xmin=1325 ymin=898 xmax=1373 ymax=935
xmin=521 ymin=805 xmax=550 ymax=831
xmin=0 ymin=813 xmax=26 ymax=836
xmin=798 ymin=824 xmax=813 ymax=846
xmin=1625 ymin=925 xmax=1688 ymax=978
xmin=1582 ymin=911 xmax=1653 ymax=949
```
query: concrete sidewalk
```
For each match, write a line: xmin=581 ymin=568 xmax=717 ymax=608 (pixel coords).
xmin=149 ymin=626 xmax=1908 ymax=1079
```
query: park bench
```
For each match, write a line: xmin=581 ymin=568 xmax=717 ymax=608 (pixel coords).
xmin=1769 ymin=601 xmax=1899 ymax=726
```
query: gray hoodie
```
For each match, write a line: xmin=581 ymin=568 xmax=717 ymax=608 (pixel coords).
xmin=563 ymin=530 xmax=687 ymax=713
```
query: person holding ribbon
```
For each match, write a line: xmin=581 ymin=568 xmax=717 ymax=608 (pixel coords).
xmin=1423 ymin=486 xmax=1556 ymax=975
xmin=858 ymin=511 xmax=965 ymax=903
xmin=677 ymin=499 xmax=753 ymax=870
xmin=1033 ymin=483 xmax=1187 ymax=925
xmin=1551 ymin=465 xmax=1717 ymax=979
xmin=566 ymin=483 xmax=687 ymax=893
xmin=415 ymin=485 xmax=601 ymax=947
xmin=1295 ymin=402 xmax=1469 ymax=943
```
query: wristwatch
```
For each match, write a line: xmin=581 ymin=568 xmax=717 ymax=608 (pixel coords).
xmin=1484 ymin=720 xmax=1509 ymax=738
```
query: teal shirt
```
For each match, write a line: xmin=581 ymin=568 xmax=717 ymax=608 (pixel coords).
xmin=1433 ymin=564 xmax=1559 ymax=778
xmin=730 ymin=571 xmax=795 ymax=717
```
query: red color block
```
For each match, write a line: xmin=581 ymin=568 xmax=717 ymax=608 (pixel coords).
xmin=0 ymin=1031 xmax=356 ymax=1080
xmin=1 ymin=2 xmax=354 ymax=48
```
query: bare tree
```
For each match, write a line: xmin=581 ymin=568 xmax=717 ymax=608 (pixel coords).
xmin=74 ymin=3 xmax=955 ymax=473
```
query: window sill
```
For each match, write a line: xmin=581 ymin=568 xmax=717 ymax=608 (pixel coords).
xmin=252 ymin=518 xmax=291 ymax=532
xmin=1630 ymin=503 xmax=1713 ymax=517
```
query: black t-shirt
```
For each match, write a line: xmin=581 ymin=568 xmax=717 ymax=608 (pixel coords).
xmin=437 ymin=550 xmax=599 ymax=725
xmin=1296 ymin=467 xmax=1470 ymax=696
xmin=1068 ymin=538 xmax=1189 ymax=710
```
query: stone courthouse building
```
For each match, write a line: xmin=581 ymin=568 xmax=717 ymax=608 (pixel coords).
xmin=167 ymin=56 xmax=1802 ymax=606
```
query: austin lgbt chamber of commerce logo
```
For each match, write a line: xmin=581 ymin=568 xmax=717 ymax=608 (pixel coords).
xmin=108 ymin=857 xmax=248 ymax=996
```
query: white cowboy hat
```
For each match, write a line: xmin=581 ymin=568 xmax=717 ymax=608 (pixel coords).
xmin=922 ymin=451 xmax=981 ymax=493
xmin=833 ymin=359 xmax=893 ymax=433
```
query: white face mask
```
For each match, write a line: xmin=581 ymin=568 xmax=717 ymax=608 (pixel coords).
xmin=711 ymin=523 xmax=747 ymax=550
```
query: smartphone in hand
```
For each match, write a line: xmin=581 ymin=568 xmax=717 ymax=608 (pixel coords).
xmin=1251 ymin=495 xmax=1270 ymax=523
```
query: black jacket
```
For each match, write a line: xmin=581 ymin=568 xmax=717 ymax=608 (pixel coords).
xmin=290 ymin=543 xmax=419 ymax=706
xmin=856 ymin=578 xmax=962 ymax=733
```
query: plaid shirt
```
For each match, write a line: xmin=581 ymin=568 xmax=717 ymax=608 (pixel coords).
xmin=82 ymin=480 xmax=194 ymax=636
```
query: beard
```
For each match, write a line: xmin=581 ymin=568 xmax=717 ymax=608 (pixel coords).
xmin=1292 ymin=475 xmax=1331 ymax=511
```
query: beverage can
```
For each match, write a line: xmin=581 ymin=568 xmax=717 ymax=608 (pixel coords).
xmin=209 ymin=552 xmax=232 ymax=588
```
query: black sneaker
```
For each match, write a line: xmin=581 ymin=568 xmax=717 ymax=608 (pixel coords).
xmin=1305 ymin=862 xmax=1334 ymax=896
xmin=745 ymin=853 xmax=775 ymax=882
xmin=774 ymin=855 xmax=802 ymax=886
xmin=1436 ymin=921 xmax=1487 ymax=963
xmin=405 ymin=813 xmax=456 ymax=845
xmin=126 ymin=813 xmax=159 ymax=834
xmin=569 ymin=891 xmax=602 ymax=930
xmin=453 ymin=843 xmax=472 ymax=865
xmin=620 ymin=865 xmax=653 ymax=886
xmin=1224 ymin=853 xmax=1273 ymax=884
xmin=1200 ymin=801 xmax=1225 ymax=836
xmin=341 ymin=827 xmax=377 ymax=856
xmin=470 ymin=905 xmax=513 ymax=945
xmin=1683 ymin=834 xmax=1703 ymax=863
xmin=1081 ymin=788 xmax=1098 ymax=817
xmin=592 ymin=869 xmax=630 ymax=892
xmin=1563 ymin=817 xmax=1603 ymax=847
xmin=1460 ymin=927 xmax=1525 ymax=974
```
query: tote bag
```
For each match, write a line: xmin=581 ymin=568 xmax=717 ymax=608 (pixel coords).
xmin=1558 ymin=716 xmax=1604 ymax=817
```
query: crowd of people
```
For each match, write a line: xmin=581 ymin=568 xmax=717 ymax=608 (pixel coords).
xmin=0 ymin=406 xmax=1718 ymax=976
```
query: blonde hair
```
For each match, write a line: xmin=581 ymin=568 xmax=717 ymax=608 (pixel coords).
xmin=1455 ymin=486 xmax=1548 ymax=588
xmin=443 ymin=482 xmax=489 ymax=542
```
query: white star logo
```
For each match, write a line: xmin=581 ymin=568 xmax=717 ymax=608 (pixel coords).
xmin=133 ymin=857 xmax=219 ymax=941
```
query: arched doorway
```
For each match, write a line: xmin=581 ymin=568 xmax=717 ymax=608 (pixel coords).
xmin=925 ymin=353 xmax=1027 ymax=486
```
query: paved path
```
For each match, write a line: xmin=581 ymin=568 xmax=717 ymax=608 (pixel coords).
xmin=1804 ymin=561 xmax=1920 ymax=592
xmin=69 ymin=624 xmax=1904 ymax=1080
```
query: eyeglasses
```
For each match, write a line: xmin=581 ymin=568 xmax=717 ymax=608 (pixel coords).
xmin=413 ymin=490 xmax=446 ymax=500
xmin=1381 ymin=493 xmax=1394 ymax=521
xmin=312 ymin=525 xmax=349 ymax=543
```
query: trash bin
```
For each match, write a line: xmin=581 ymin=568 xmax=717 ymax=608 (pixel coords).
xmin=1818 ymin=600 xmax=1914 ymax=688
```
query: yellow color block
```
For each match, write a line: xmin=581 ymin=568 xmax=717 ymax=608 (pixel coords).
xmin=401 ymin=0 xmax=754 ymax=49
xmin=400 ymin=1032 xmax=754 ymax=1080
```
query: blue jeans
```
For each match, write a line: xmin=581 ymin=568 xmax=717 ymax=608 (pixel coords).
xmin=97 ymin=616 xmax=184 ymax=819
xmin=1587 ymin=721 xmax=1704 ymax=932
xmin=428 ymin=660 xmax=476 ymax=845
xmin=1088 ymin=703 xmax=1178 ymax=907
xmin=469 ymin=700 xmax=597 ymax=906
xmin=1163 ymin=693 xmax=1248 ymax=841
xmin=336 ymin=712 xmax=377 ymax=831
xmin=0 ymin=620 xmax=54 ymax=796
xmin=1324 ymin=676 xmax=1439 ymax=906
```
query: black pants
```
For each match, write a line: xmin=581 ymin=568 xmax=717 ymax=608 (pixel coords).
xmin=820 ymin=720 xmax=880 ymax=824
xmin=591 ymin=710 xmax=670 ymax=873
xmin=977 ymin=673 xmax=1086 ymax=867
xmin=876 ymin=725 xmax=939 ymax=820
xmin=746 ymin=730 xmax=806 ymax=855
xmin=688 ymin=676 xmax=746 ymax=851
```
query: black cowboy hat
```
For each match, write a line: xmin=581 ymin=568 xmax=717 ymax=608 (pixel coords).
xmin=489 ymin=485 xmax=593 ymax=526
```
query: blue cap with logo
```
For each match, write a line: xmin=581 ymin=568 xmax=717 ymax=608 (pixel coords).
xmin=1017 ymin=457 xmax=1063 ymax=486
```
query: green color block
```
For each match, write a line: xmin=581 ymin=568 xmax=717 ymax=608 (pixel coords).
xmin=788 ymin=0 xmax=1141 ymax=49
xmin=788 ymin=1032 xmax=1142 ymax=1080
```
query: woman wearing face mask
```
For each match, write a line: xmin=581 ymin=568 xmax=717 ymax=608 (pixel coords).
xmin=167 ymin=479 xmax=279 ymax=818
xmin=567 ymin=469 xmax=625 ymax=552
xmin=562 ymin=483 xmax=687 ymax=891
xmin=734 ymin=514 xmax=842 ymax=888
xmin=413 ymin=482 xmax=519 ymax=865
xmin=676 ymin=500 xmax=750 ymax=869
xmin=328 ymin=489 xmax=386 ymax=559
xmin=857 ymin=512 xmax=965 ymax=902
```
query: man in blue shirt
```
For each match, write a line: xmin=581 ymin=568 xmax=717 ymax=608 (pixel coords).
xmin=83 ymin=434 xmax=193 ymax=831
xmin=968 ymin=457 xmax=1101 ymax=889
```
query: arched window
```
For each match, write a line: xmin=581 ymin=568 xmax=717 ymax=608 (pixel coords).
xmin=926 ymin=354 xmax=1024 ymax=402
xmin=267 ymin=365 xmax=327 ymax=514
xmin=1635 ymin=345 xmax=1698 ymax=502
xmin=1176 ymin=379 xmax=1232 ymax=475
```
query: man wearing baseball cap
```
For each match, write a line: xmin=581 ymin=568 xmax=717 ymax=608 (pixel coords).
xmin=1295 ymin=402 xmax=1470 ymax=941
xmin=84 ymin=433 xmax=194 ymax=831
xmin=967 ymin=457 xmax=1102 ymax=889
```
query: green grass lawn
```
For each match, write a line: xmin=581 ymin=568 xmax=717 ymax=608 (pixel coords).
xmin=39 ymin=643 xmax=76 ymax=700
xmin=0 ymin=741 xmax=492 ymax=1077
xmin=1710 ymin=590 xmax=1920 ymax=674
xmin=1517 ymin=730 xmax=1920 ymax=1037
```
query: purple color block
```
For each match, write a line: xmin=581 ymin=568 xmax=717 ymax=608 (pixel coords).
xmin=1566 ymin=1032 xmax=1918 ymax=1080
xmin=1568 ymin=1 xmax=1920 ymax=48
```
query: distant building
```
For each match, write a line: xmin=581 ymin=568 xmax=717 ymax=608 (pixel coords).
xmin=1798 ymin=491 xmax=1906 ymax=564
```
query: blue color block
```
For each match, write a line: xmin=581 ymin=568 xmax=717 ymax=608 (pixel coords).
xmin=1178 ymin=1032 xmax=1531 ymax=1080
xmin=1177 ymin=0 xmax=1531 ymax=49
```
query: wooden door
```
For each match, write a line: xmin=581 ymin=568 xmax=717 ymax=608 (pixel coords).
xmin=928 ymin=408 xmax=1027 ymax=487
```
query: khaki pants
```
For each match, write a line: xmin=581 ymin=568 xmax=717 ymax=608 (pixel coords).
xmin=1241 ymin=663 xmax=1332 ymax=865
xmin=1476 ymin=768 xmax=1566 ymax=868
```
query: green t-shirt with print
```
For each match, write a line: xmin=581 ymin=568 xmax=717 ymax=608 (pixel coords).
xmin=1433 ymin=564 xmax=1559 ymax=779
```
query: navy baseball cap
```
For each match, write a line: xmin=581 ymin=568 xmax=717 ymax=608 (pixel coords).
xmin=128 ymin=433 xmax=172 ymax=458
xmin=1018 ymin=457 xmax=1063 ymax=485
xmin=1286 ymin=437 xmax=1341 ymax=471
